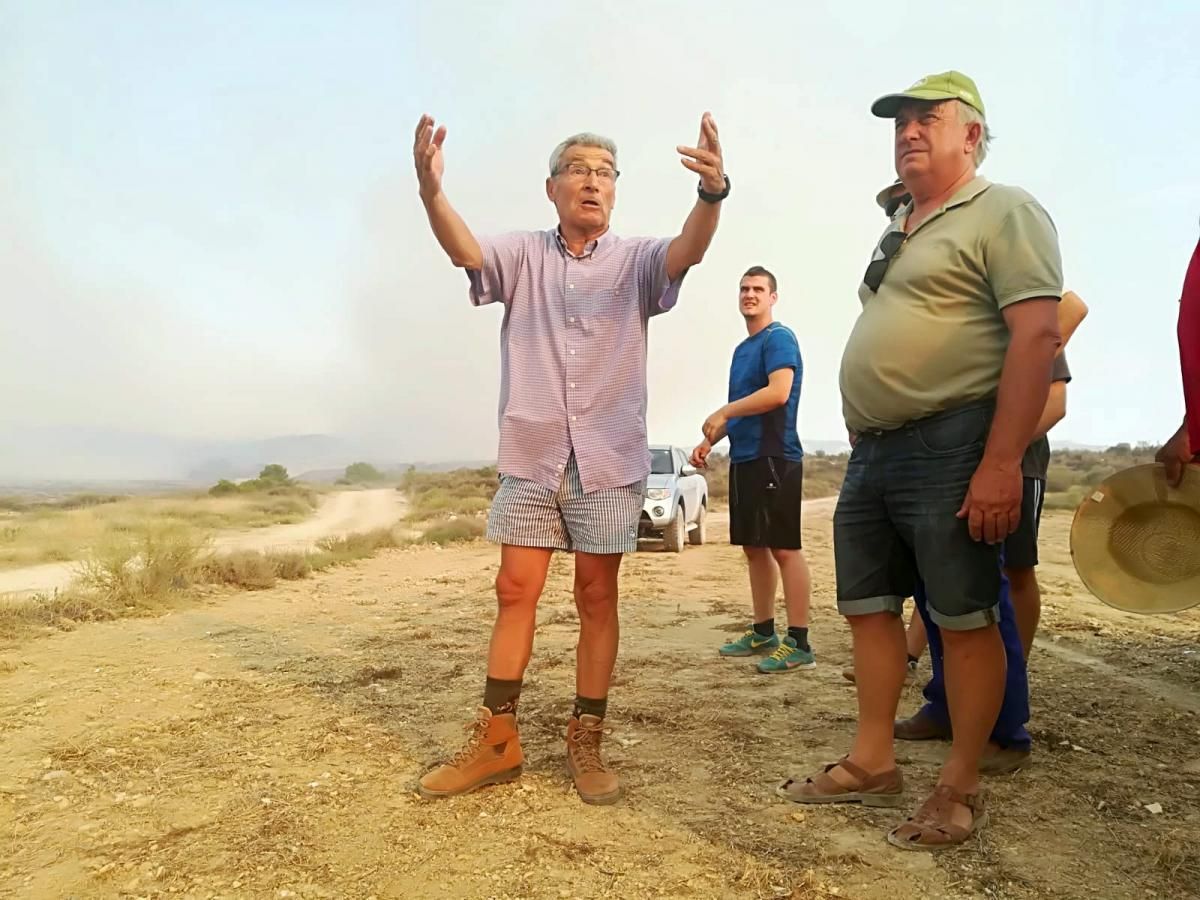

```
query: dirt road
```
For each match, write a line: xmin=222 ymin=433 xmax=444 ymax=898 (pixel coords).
xmin=1 ymin=501 xmax=1198 ymax=898
xmin=0 ymin=489 xmax=407 ymax=597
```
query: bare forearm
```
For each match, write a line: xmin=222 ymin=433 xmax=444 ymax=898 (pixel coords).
xmin=1057 ymin=290 xmax=1088 ymax=347
xmin=985 ymin=330 xmax=1061 ymax=464
xmin=723 ymin=384 xmax=786 ymax=419
xmin=420 ymin=190 xmax=483 ymax=269
xmin=1031 ymin=382 xmax=1066 ymax=440
xmin=666 ymin=199 xmax=721 ymax=281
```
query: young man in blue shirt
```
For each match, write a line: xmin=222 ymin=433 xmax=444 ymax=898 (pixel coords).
xmin=692 ymin=266 xmax=815 ymax=673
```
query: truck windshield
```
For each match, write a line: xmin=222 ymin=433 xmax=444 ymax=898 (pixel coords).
xmin=650 ymin=449 xmax=675 ymax=475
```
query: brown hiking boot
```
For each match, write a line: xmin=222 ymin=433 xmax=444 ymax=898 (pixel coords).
xmin=418 ymin=707 xmax=523 ymax=799
xmin=566 ymin=715 xmax=620 ymax=805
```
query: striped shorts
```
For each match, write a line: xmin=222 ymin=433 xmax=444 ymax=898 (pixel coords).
xmin=487 ymin=454 xmax=646 ymax=555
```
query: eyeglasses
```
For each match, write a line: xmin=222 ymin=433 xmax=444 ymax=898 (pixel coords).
xmin=558 ymin=163 xmax=620 ymax=183
xmin=862 ymin=230 xmax=907 ymax=292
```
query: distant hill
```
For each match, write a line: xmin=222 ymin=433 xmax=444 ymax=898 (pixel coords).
xmin=0 ymin=426 xmax=357 ymax=484
xmin=0 ymin=424 xmax=1139 ymax=486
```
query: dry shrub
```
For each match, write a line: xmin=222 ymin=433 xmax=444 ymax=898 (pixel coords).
xmin=419 ymin=518 xmax=485 ymax=545
xmin=77 ymin=529 xmax=202 ymax=607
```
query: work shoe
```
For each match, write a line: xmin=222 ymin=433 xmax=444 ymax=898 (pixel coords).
xmin=894 ymin=709 xmax=952 ymax=742
xmin=418 ymin=706 xmax=523 ymax=799
xmin=566 ymin=715 xmax=620 ymax=805
xmin=719 ymin=629 xmax=780 ymax=657
xmin=980 ymin=745 xmax=1031 ymax=776
xmin=842 ymin=658 xmax=917 ymax=684
xmin=756 ymin=636 xmax=816 ymax=674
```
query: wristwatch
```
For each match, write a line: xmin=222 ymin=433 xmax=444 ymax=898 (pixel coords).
xmin=698 ymin=174 xmax=731 ymax=204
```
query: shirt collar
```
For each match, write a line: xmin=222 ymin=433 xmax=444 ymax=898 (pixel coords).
xmin=554 ymin=225 xmax=613 ymax=259
xmin=893 ymin=175 xmax=992 ymax=237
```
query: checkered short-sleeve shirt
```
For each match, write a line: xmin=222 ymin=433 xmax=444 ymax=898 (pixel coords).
xmin=467 ymin=227 xmax=683 ymax=493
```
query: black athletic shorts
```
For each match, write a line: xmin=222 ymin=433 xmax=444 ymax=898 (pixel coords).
xmin=1003 ymin=476 xmax=1046 ymax=570
xmin=729 ymin=456 xmax=804 ymax=549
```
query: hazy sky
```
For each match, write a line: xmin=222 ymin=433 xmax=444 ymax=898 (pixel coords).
xmin=3 ymin=0 xmax=1199 ymax=465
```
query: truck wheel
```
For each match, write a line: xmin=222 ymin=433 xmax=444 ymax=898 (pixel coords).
xmin=662 ymin=504 xmax=685 ymax=553
xmin=688 ymin=502 xmax=707 ymax=545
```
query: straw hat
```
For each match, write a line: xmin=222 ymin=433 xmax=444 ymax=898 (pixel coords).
xmin=1070 ymin=464 xmax=1200 ymax=614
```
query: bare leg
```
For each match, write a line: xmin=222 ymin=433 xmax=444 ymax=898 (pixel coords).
xmin=573 ymin=552 xmax=624 ymax=700
xmin=772 ymin=548 xmax=811 ymax=629
xmin=907 ymin=610 xmax=928 ymax=660
xmin=829 ymin=612 xmax=907 ymax=785
xmin=487 ymin=545 xmax=554 ymax=680
xmin=1006 ymin=566 xmax=1041 ymax=660
xmin=744 ymin=546 xmax=779 ymax=625
xmin=939 ymin=624 xmax=1006 ymax=828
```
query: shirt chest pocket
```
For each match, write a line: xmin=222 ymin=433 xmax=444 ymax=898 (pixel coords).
xmin=571 ymin=288 xmax=629 ymax=334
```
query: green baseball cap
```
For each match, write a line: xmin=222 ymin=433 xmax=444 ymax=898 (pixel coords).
xmin=871 ymin=70 xmax=986 ymax=119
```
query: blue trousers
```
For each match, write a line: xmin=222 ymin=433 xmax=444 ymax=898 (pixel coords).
xmin=912 ymin=572 xmax=1031 ymax=751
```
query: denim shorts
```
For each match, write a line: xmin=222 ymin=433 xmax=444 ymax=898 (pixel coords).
xmin=834 ymin=403 xmax=1002 ymax=631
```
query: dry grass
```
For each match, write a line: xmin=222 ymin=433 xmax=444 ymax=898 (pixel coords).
xmin=77 ymin=528 xmax=204 ymax=604
xmin=1042 ymin=445 xmax=1161 ymax=509
xmin=0 ymin=526 xmax=412 ymax=643
xmin=417 ymin=517 xmax=485 ymax=544
xmin=0 ymin=489 xmax=319 ymax=570
xmin=703 ymin=452 xmax=847 ymax=501
xmin=401 ymin=466 xmax=497 ymax=521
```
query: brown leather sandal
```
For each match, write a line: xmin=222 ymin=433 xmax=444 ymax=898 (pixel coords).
xmin=777 ymin=757 xmax=904 ymax=807
xmin=887 ymin=784 xmax=989 ymax=851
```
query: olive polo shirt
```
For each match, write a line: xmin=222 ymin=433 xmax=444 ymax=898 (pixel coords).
xmin=840 ymin=176 xmax=1064 ymax=434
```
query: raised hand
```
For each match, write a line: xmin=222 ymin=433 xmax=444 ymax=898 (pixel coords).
xmin=677 ymin=112 xmax=725 ymax=194
xmin=414 ymin=114 xmax=447 ymax=200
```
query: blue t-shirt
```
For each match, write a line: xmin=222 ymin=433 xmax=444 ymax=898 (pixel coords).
xmin=726 ymin=322 xmax=804 ymax=464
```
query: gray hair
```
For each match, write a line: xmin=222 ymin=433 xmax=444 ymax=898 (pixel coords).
xmin=548 ymin=132 xmax=618 ymax=176
xmin=957 ymin=101 xmax=992 ymax=167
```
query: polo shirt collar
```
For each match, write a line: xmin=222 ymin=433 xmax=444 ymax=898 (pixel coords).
xmin=892 ymin=175 xmax=993 ymax=237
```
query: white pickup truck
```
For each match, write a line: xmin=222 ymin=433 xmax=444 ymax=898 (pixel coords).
xmin=638 ymin=444 xmax=708 ymax=552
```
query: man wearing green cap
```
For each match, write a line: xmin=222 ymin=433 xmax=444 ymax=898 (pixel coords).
xmin=777 ymin=71 xmax=1064 ymax=850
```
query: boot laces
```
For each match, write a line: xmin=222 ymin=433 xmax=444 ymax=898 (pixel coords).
xmin=569 ymin=719 xmax=607 ymax=773
xmin=449 ymin=710 xmax=491 ymax=768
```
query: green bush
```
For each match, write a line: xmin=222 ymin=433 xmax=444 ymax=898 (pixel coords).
xmin=258 ymin=464 xmax=291 ymax=484
xmin=402 ymin=467 xmax=498 ymax=521
xmin=345 ymin=462 xmax=385 ymax=482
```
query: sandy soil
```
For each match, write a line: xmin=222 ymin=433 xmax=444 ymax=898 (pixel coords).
xmin=0 ymin=489 xmax=408 ymax=597
xmin=1 ymin=500 xmax=1198 ymax=899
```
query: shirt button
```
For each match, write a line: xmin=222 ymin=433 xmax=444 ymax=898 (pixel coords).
xmin=569 ymin=349 xmax=576 ymax=356
xmin=568 ymin=316 xmax=576 ymax=323
xmin=569 ymin=382 xmax=576 ymax=389
xmin=568 ymin=284 xmax=574 ymax=290
xmin=571 ymin=416 xmax=578 ymax=422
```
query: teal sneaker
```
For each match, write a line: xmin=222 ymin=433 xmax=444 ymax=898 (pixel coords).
xmin=756 ymin=636 xmax=816 ymax=674
xmin=719 ymin=629 xmax=780 ymax=657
